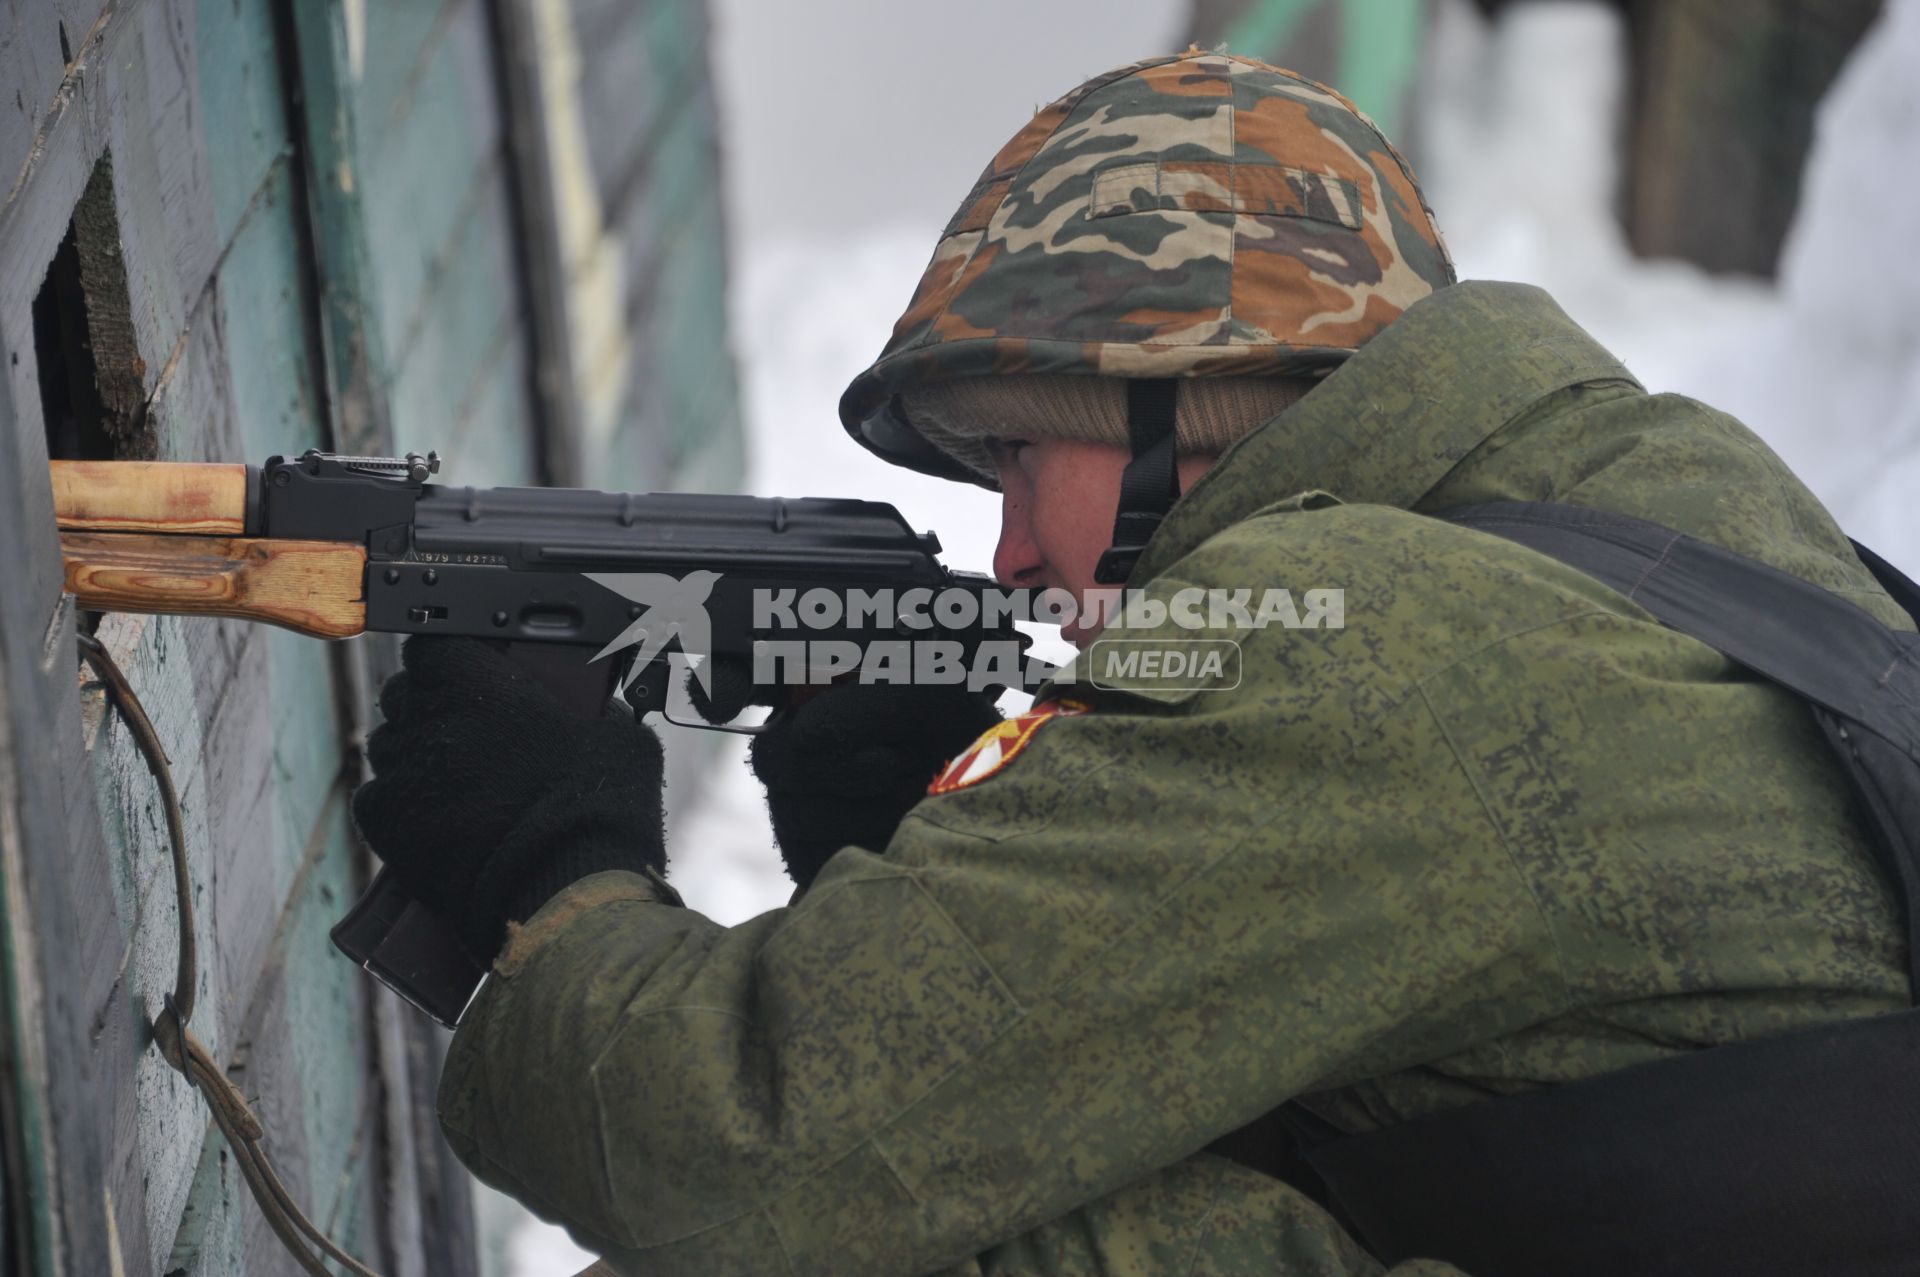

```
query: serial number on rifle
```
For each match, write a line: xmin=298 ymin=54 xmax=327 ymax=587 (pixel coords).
xmin=407 ymin=551 xmax=508 ymax=566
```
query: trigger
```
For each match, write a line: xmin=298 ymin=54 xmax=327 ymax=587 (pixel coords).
xmin=621 ymin=658 xmax=671 ymax=716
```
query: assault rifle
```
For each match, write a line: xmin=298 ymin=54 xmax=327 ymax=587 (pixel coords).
xmin=51 ymin=449 xmax=1045 ymax=1025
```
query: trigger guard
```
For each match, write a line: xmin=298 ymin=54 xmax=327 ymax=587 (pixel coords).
xmin=662 ymin=702 xmax=775 ymax=735
xmin=626 ymin=655 xmax=775 ymax=734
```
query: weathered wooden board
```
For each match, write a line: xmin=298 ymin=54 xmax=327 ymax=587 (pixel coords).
xmin=385 ymin=174 xmax=533 ymax=475
xmin=3 ymin=0 xmax=748 ymax=1272
xmin=194 ymin=0 xmax=291 ymax=249
xmin=572 ymin=0 xmax=692 ymax=208
xmin=563 ymin=0 xmax=744 ymax=491
xmin=360 ymin=1 xmax=506 ymax=405
xmin=0 ymin=0 xmax=94 ymax=218
xmin=0 ymin=0 xmax=493 ymax=1271
xmin=431 ymin=315 xmax=537 ymax=490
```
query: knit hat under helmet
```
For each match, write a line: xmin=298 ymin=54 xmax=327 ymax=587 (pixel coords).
xmin=839 ymin=49 xmax=1455 ymax=488
xmin=901 ymin=374 xmax=1314 ymax=484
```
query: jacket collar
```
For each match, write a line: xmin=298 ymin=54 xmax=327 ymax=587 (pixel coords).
xmin=1133 ymin=281 xmax=1639 ymax=582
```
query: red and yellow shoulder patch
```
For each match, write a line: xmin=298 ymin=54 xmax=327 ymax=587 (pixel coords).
xmin=928 ymin=698 xmax=1089 ymax=795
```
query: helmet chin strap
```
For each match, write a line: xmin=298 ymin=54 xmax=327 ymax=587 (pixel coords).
xmin=1093 ymin=379 xmax=1181 ymax=584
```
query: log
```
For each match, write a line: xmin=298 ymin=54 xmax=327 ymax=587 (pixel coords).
xmin=59 ymin=531 xmax=365 ymax=639
xmin=50 ymin=460 xmax=250 ymax=534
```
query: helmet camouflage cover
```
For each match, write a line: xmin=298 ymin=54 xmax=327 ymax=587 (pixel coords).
xmin=840 ymin=49 xmax=1456 ymax=483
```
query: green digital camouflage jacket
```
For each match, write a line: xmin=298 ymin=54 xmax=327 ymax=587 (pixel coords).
xmin=438 ymin=282 xmax=1910 ymax=1276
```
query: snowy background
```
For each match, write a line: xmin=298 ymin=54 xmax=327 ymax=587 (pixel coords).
xmin=503 ymin=0 xmax=1920 ymax=1269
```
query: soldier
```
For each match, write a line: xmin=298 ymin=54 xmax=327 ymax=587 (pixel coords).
xmin=352 ymin=51 xmax=1918 ymax=1275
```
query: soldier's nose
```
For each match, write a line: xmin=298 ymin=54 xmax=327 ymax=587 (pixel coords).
xmin=993 ymin=491 xmax=1043 ymax=589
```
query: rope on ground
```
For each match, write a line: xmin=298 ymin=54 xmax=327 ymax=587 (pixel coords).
xmin=78 ymin=633 xmax=385 ymax=1277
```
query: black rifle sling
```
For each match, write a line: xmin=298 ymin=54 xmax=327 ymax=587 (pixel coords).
xmin=1093 ymin=379 xmax=1180 ymax=584
xmin=1284 ymin=500 xmax=1920 ymax=1277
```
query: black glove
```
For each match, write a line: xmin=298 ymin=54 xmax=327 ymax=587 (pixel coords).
xmin=350 ymin=636 xmax=665 ymax=960
xmin=746 ymin=682 xmax=1002 ymax=890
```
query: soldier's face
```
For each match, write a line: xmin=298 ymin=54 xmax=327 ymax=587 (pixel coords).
xmin=989 ymin=438 xmax=1215 ymax=648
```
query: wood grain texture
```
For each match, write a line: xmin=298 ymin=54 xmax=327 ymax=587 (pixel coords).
xmin=50 ymin=459 xmax=250 ymax=533
xmin=59 ymin=531 xmax=365 ymax=638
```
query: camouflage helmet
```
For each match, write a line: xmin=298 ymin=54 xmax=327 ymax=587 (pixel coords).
xmin=839 ymin=49 xmax=1455 ymax=485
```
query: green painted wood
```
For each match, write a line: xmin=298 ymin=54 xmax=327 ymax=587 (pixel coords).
xmin=574 ymin=0 xmax=697 ymax=208
xmin=1333 ymin=0 xmax=1426 ymax=140
xmin=353 ymin=0 xmax=464 ymax=134
xmin=275 ymin=3 xmax=500 ymax=1269
xmin=179 ymin=127 xmax=368 ymax=1257
xmin=1220 ymin=0 xmax=1324 ymax=71
xmin=0 ymin=3 xmax=245 ymax=1267
xmin=69 ymin=110 xmax=352 ymax=1255
xmin=2 ymin=1 xmax=747 ymax=1272
xmin=439 ymin=326 xmax=536 ymax=489
xmin=219 ymin=169 xmax=327 ymax=458
xmin=195 ymin=0 xmax=291 ymax=250
xmin=1194 ymin=0 xmax=1428 ymax=140
xmin=280 ymin=808 xmax=376 ymax=1237
xmin=2 ymin=1 xmax=462 ymax=1271
xmin=386 ymin=180 xmax=534 ymax=478
xmin=353 ymin=0 xmax=545 ymax=488
xmin=359 ymin=6 xmax=503 ymax=390
xmin=165 ymin=1118 xmax=247 ymax=1275
xmin=79 ymin=616 xmax=227 ymax=1277
xmin=571 ymin=0 xmax=745 ymax=493
xmin=199 ymin=117 xmax=341 ymax=1107
xmin=283 ymin=0 xmax=393 ymax=455
xmin=262 ymin=629 xmax=351 ymax=918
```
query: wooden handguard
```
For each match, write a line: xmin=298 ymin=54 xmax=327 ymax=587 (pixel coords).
xmin=50 ymin=460 xmax=251 ymax=534
xmin=59 ymin=531 xmax=367 ymax=639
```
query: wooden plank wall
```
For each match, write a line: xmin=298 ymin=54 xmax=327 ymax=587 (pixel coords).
xmin=1182 ymin=0 xmax=1431 ymax=143
xmin=0 ymin=0 xmax=744 ymax=1274
xmin=545 ymin=0 xmax=746 ymax=494
xmin=0 ymin=0 xmax=454 ymax=1271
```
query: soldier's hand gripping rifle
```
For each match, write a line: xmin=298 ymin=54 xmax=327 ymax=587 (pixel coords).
xmin=51 ymin=449 xmax=1045 ymax=1025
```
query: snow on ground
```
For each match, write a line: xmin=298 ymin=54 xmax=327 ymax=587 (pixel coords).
xmin=506 ymin=3 xmax=1920 ymax=1269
